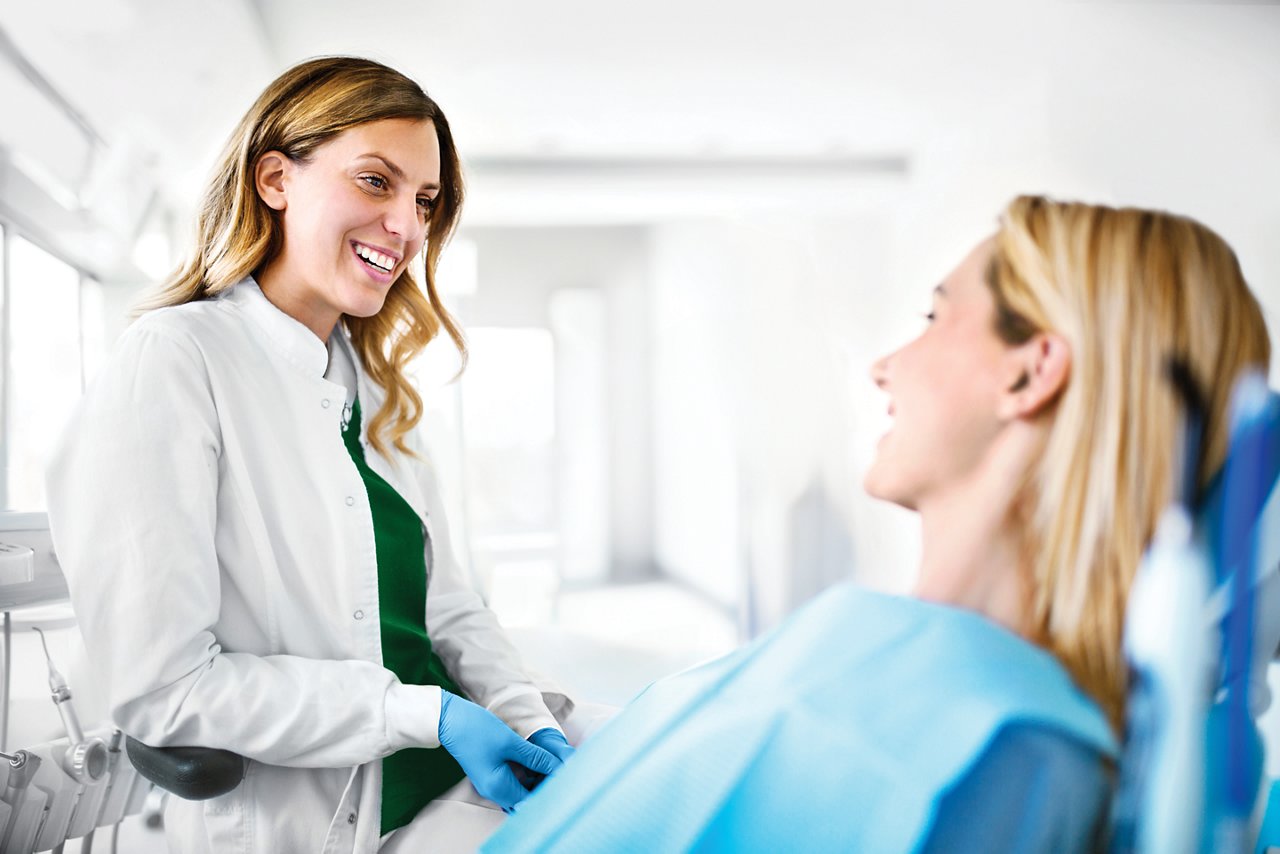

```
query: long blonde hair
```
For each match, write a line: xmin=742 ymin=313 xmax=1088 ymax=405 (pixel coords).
xmin=988 ymin=196 xmax=1271 ymax=730
xmin=138 ymin=56 xmax=466 ymax=456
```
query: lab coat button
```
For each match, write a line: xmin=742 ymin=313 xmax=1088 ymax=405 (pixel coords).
xmin=345 ymin=496 xmax=355 ymax=506
xmin=353 ymin=610 xmax=364 ymax=620
xmin=321 ymin=399 xmax=331 ymax=409
xmin=347 ymin=812 xmax=356 ymax=824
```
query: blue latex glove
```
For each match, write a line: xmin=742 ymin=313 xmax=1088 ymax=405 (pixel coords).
xmin=437 ymin=691 xmax=561 ymax=811
xmin=513 ymin=728 xmax=577 ymax=791
xmin=529 ymin=728 xmax=575 ymax=764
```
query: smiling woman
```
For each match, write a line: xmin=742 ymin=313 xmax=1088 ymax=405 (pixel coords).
xmin=482 ymin=196 xmax=1271 ymax=853
xmin=45 ymin=57 xmax=575 ymax=854
xmin=253 ymin=118 xmax=442 ymax=338
xmin=135 ymin=56 xmax=466 ymax=457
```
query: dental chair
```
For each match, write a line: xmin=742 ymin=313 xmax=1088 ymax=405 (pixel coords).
xmin=123 ymin=739 xmax=244 ymax=801
xmin=1201 ymin=379 xmax=1280 ymax=852
xmin=1114 ymin=375 xmax=1280 ymax=853
xmin=1208 ymin=381 xmax=1280 ymax=853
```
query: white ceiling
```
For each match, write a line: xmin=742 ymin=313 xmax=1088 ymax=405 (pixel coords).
xmin=1 ymin=1 xmax=1278 ymax=229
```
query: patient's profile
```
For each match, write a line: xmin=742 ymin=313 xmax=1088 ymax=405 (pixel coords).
xmin=483 ymin=195 xmax=1272 ymax=853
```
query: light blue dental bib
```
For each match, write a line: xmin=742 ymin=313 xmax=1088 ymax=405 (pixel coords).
xmin=485 ymin=584 xmax=1118 ymax=853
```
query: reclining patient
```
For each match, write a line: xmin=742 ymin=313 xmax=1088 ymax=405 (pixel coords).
xmin=483 ymin=196 xmax=1272 ymax=852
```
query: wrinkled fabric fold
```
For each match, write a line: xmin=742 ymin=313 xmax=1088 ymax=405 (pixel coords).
xmin=485 ymin=584 xmax=1117 ymax=853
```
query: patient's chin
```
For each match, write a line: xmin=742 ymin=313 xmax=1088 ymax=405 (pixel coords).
xmin=864 ymin=466 xmax=900 ymax=504
xmin=863 ymin=463 xmax=921 ymax=512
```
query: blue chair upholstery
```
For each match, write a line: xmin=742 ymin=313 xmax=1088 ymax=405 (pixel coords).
xmin=1198 ymin=384 xmax=1280 ymax=849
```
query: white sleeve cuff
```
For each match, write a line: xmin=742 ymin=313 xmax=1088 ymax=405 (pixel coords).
xmin=487 ymin=688 xmax=563 ymax=739
xmin=384 ymin=682 xmax=443 ymax=752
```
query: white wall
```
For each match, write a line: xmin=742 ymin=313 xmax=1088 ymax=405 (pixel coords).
xmin=642 ymin=1 xmax=1280 ymax=629
xmin=456 ymin=226 xmax=654 ymax=584
xmin=5 ymin=0 xmax=1277 ymax=641
xmin=649 ymin=214 xmax=919 ymax=629
xmin=882 ymin=3 xmax=1280 ymax=376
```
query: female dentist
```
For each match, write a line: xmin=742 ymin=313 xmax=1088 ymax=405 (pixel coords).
xmin=46 ymin=56 xmax=572 ymax=853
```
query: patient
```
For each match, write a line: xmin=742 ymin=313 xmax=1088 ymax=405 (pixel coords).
xmin=483 ymin=196 xmax=1272 ymax=852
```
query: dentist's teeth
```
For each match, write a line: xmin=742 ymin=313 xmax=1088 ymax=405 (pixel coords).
xmin=355 ymin=244 xmax=393 ymax=272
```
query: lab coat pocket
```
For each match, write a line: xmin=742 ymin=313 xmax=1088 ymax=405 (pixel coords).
xmin=164 ymin=766 xmax=249 ymax=854
xmin=202 ymin=760 xmax=249 ymax=851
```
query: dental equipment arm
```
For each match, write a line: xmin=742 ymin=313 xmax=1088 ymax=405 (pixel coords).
xmin=32 ymin=627 xmax=107 ymax=784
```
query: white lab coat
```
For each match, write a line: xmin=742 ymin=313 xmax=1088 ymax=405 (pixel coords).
xmin=45 ymin=279 xmax=569 ymax=853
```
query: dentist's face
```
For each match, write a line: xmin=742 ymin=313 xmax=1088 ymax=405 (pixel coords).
xmin=864 ymin=238 xmax=1014 ymax=510
xmin=260 ymin=118 xmax=441 ymax=328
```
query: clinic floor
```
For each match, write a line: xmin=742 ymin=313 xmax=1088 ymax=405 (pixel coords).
xmin=82 ymin=580 xmax=739 ymax=854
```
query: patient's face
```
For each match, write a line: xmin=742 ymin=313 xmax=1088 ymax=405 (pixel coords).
xmin=864 ymin=238 xmax=1016 ymax=510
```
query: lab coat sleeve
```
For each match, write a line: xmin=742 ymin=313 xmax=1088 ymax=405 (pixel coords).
xmin=413 ymin=446 xmax=573 ymax=739
xmin=46 ymin=322 xmax=441 ymax=768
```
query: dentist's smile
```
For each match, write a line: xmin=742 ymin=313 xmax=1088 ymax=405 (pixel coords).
xmin=351 ymin=240 xmax=402 ymax=283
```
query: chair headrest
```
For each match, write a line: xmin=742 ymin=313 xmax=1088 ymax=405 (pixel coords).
xmin=1197 ymin=382 xmax=1280 ymax=716
xmin=1199 ymin=385 xmax=1280 ymax=589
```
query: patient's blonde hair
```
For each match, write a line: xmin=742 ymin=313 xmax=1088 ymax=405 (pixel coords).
xmin=138 ymin=56 xmax=467 ymax=457
xmin=988 ymin=195 xmax=1270 ymax=730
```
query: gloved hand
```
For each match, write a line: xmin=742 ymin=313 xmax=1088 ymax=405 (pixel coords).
xmin=528 ymin=728 xmax=575 ymax=764
xmin=437 ymin=691 xmax=561 ymax=811
xmin=512 ymin=728 xmax=576 ymax=791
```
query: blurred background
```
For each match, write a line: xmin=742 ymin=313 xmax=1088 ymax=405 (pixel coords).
xmin=0 ymin=1 xmax=1278 ymax=711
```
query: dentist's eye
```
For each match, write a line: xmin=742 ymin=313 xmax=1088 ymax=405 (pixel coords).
xmin=417 ymin=196 xmax=437 ymax=213
xmin=360 ymin=174 xmax=389 ymax=191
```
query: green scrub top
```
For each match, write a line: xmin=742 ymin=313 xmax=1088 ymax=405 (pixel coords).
xmin=342 ymin=398 xmax=469 ymax=835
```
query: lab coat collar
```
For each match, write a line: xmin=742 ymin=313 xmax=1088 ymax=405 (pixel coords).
xmin=225 ymin=278 xmax=393 ymax=451
xmin=225 ymin=277 xmax=331 ymax=378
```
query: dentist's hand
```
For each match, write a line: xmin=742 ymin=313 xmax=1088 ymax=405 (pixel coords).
xmin=437 ymin=691 xmax=561 ymax=811
xmin=512 ymin=728 xmax=576 ymax=790
xmin=528 ymin=728 xmax=575 ymax=763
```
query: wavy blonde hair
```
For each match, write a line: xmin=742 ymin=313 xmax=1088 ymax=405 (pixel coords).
xmin=137 ymin=56 xmax=467 ymax=456
xmin=988 ymin=196 xmax=1270 ymax=730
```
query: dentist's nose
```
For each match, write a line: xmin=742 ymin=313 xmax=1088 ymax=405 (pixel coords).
xmin=384 ymin=194 xmax=422 ymax=240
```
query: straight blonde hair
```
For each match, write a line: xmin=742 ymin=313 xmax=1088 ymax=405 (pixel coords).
xmin=137 ymin=56 xmax=467 ymax=456
xmin=988 ymin=196 xmax=1270 ymax=730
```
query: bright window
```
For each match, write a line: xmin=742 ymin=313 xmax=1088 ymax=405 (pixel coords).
xmin=7 ymin=236 xmax=83 ymax=510
xmin=0 ymin=223 xmax=6 ymax=507
xmin=459 ymin=327 xmax=558 ymax=623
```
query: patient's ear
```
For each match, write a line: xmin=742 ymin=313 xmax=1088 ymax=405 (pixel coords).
xmin=997 ymin=332 xmax=1070 ymax=420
